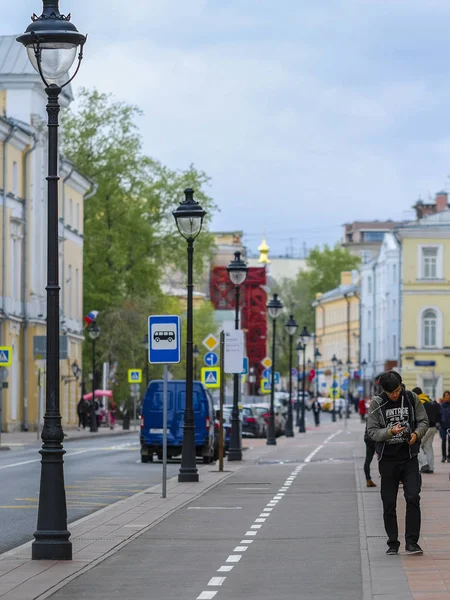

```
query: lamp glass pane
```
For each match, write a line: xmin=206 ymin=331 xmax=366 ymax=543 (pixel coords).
xmin=89 ymin=328 xmax=100 ymax=340
xmin=268 ymin=305 xmax=282 ymax=319
xmin=229 ymin=270 xmax=247 ymax=286
xmin=285 ymin=324 xmax=298 ymax=336
xmin=176 ymin=215 xmax=202 ymax=239
xmin=27 ymin=43 xmax=77 ymax=85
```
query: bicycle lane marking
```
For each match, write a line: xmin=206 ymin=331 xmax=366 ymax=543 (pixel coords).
xmin=195 ymin=429 xmax=343 ymax=600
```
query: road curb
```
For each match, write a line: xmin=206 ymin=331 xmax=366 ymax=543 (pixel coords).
xmin=63 ymin=429 xmax=134 ymax=443
xmin=353 ymin=447 xmax=374 ymax=600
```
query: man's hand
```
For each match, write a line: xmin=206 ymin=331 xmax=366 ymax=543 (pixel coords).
xmin=392 ymin=423 xmax=406 ymax=435
xmin=408 ymin=433 xmax=417 ymax=446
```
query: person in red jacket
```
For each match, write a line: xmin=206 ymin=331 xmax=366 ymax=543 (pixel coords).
xmin=359 ymin=398 xmax=367 ymax=422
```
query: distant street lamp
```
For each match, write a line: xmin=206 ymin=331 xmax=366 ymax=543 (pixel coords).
xmin=346 ymin=359 xmax=352 ymax=418
xmin=266 ymin=293 xmax=283 ymax=445
xmin=296 ymin=341 xmax=303 ymax=427
xmin=173 ymin=188 xmax=206 ymax=482
xmin=143 ymin=334 xmax=149 ymax=387
xmin=284 ymin=315 xmax=298 ymax=438
xmin=193 ymin=345 xmax=200 ymax=381
xmin=361 ymin=359 xmax=367 ymax=398
xmin=298 ymin=326 xmax=311 ymax=433
xmin=227 ymin=251 xmax=248 ymax=461
xmin=88 ymin=322 xmax=100 ymax=433
xmin=331 ymin=354 xmax=338 ymax=422
xmin=17 ymin=0 xmax=86 ymax=561
xmin=314 ymin=348 xmax=322 ymax=398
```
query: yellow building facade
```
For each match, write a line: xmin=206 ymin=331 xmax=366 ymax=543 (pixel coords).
xmin=0 ymin=36 xmax=93 ymax=431
xmin=398 ymin=209 xmax=450 ymax=399
xmin=313 ymin=271 xmax=360 ymax=395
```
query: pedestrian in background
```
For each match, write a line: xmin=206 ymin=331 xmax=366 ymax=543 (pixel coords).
xmin=109 ymin=400 xmax=117 ymax=430
xmin=367 ymin=371 xmax=428 ymax=555
xmin=311 ymin=399 xmax=321 ymax=426
xmin=439 ymin=391 xmax=450 ymax=463
xmin=413 ymin=387 xmax=440 ymax=474
xmin=77 ymin=397 xmax=89 ymax=430
xmin=359 ymin=397 xmax=367 ymax=422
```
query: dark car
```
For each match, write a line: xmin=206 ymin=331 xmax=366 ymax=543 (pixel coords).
xmin=222 ymin=404 xmax=263 ymax=438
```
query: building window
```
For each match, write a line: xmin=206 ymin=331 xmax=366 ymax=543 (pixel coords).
xmin=69 ymin=198 xmax=73 ymax=227
xmin=393 ymin=263 xmax=397 ymax=283
xmin=362 ymin=231 xmax=385 ymax=242
xmin=422 ymin=247 xmax=438 ymax=279
xmin=68 ymin=265 xmax=72 ymax=318
xmin=10 ymin=222 xmax=22 ymax=303
xmin=423 ymin=309 xmax=437 ymax=348
xmin=12 ymin=161 xmax=18 ymax=196
xmin=75 ymin=268 xmax=79 ymax=320
xmin=393 ymin=335 xmax=397 ymax=356
xmin=368 ymin=343 xmax=371 ymax=362
xmin=76 ymin=203 xmax=80 ymax=231
xmin=360 ymin=250 xmax=372 ymax=263
xmin=368 ymin=277 xmax=372 ymax=294
xmin=368 ymin=310 xmax=372 ymax=330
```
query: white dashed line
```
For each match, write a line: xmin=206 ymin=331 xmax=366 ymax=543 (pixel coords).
xmin=194 ymin=430 xmax=341 ymax=600
xmin=208 ymin=577 xmax=226 ymax=586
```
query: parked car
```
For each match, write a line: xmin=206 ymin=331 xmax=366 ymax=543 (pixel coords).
xmin=249 ymin=403 xmax=285 ymax=436
xmin=140 ymin=380 xmax=215 ymax=464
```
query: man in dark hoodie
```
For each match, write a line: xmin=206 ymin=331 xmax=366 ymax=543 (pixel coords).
xmin=367 ymin=371 xmax=428 ymax=555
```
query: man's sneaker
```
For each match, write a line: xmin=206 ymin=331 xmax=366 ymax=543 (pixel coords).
xmin=386 ymin=547 xmax=399 ymax=555
xmin=421 ymin=465 xmax=433 ymax=473
xmin=405 ymin=543 xmax=423 ymax=555
xmin=366 ymin=479 xmax=377 ymax=488
xmin=442 ymin=457 xmax=446 ymax=463
xmin=447 ymin=457 xmax=450 ymax=463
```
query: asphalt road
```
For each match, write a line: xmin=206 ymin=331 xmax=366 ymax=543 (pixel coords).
xmin=0 ymin=432 xmax=182 ymax=555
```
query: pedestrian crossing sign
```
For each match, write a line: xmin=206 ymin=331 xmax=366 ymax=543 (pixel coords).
xmin=0 ymin=347 xmax=12 ymax=367
xmin=128 ymin=369 xmax=142 ymax=383
xmin=260 ymin=378 xmax=271 ymax=394
xmin=201 ymin=367 xmax=220 ymax=388
xmin=330 ymin=387 xmax=340 ymax=399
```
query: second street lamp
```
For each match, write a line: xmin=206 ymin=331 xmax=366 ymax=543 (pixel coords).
xmin=298 ymin=326 xmax=310 ymax=433
xmin=361 ymin=358 xmax=367 ymax=399
xmin=331 ymin=354 xmax=338 ymax=422
xmin=314 ymin=348 xmax=322 ymax=398
xmin=227 ymin=251 xmax=248 ymax=461
xmin=284 ymin=314 xmax=298 ymax=437
xmin=89 ymin=322 xmax=100 ymax=433
xmin=17 ymin=0 xmax=86 ymax=561
xmin=266 ymin=294 xmax=283 ymax=445
xmin=173 ymin=188 xmax=206 ymax=482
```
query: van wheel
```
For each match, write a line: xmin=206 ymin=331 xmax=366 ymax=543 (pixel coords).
xmin=141 ymin=454 xmax=150 ymax=463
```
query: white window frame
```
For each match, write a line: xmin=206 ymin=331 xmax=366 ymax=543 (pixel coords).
xmin=417 ymin=244 xmax=443 ymax=280
xmin=418 ymin=305 xmax=443 ymax=348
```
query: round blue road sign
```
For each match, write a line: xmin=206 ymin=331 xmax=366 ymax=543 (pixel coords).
xmin=204 ymin=352 xmax=219 ymax=367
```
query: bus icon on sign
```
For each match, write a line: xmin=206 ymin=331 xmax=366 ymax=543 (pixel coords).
xmin=154 ymin=331 xmax=175 ymax=343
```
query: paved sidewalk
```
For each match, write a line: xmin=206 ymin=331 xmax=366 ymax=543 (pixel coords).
xmin=0 ymin=424 xmax=134 ymax=448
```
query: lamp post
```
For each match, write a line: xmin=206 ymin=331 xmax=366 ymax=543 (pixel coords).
xmin=173 ymin=188 xmax=206 ymax=482
xmin=296 ymin=342 xmax=302 ymax=427
xmin=314 ymin=348 xmax=322 ymax=398
xmin=361 ymin=359 xmax=367 ymax=399
xmin=298 ymin=326 xmax=310 ymax=433
xmin=266 ymin=293 xmax=283 ymax=445
xmin=17 ymin=0 xmax=86 ymax=561
xmin=331 ymin=354 xmax=338 ymax=422
xmin=143 ymin=334 xmax=149 ymax=387
xmin=346 ymin=359 xmax=352 ymax=418
xmin=284 ymin=315 xmax=298 ymax=437
xmin=88 ymin=322 xmax=100 ymax=433
xmin=227 ymin=251 xmax=248 ymax=461
xmin=193 ymin=345 xmax=200 ymax=380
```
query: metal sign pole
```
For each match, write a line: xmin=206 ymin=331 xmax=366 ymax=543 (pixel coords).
xmin=133 ymin=392 xmax=137 ymax=431
xmin=219 ymin=331 xmax=225 ymax=472
xmin=162 ymin=364 xmax=168 ymax=497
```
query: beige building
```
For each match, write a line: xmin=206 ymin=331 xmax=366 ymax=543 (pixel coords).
xmin=0 ymin=36 xmax=93 ymax=431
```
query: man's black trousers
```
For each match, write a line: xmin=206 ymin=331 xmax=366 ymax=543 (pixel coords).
xmin=378 ymin=456 xmax=421 ymax=549
xmin=363 ymin=438 xmax=376 ymax=480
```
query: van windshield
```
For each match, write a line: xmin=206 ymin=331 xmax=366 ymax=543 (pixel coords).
xmin=177 ymin=390 xmax=202 ymax=412
xmin=150 ymin=391 xmax=174 ymax=411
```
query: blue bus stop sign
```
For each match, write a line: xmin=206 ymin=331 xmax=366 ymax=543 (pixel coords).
xmin=148 ymin=315 xmax=181 ymax=364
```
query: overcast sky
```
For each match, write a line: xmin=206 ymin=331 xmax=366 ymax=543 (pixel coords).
xmin=4 ymin=1 xmax=450 ymax=256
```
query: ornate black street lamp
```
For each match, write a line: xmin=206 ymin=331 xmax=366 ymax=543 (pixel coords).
xmin=331 ymin=354 xmax=338 ymax=422
xmin=143 ymin=334 xmax=149 ymax=387
xmin=193 ymin=345 xmax=200 ymax=380
xmin=266 ymin=294 xmax=283 ymax=445
xmin=298 ymin=326 xmax=310 ymax=433
xmin=88 ymin=322 xmax=100 ymax=433
xmin=295 ymin=341 xmax=303 ymax=427
xmin=17 ymin=0 xmax=86 ymax=561
xmin=173 ymin=188 xmax=206 ymax=482
xmin=284 ymin=315 xmax=298 ymax=437
xmin=227 ymin=251 xmax=248 ymax=460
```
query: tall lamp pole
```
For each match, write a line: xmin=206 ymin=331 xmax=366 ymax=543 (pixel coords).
xmin=89 ymin=322 xmax=100 ymax=433
xmin=143 ymin=334 xmax=149 ymax=387
xmin=331 ymin=354 xmax=338 ymax=422
xmin=17 ymin=0 xmax=86 ymax=561
xmin=267 ymin=293 xmax=283 ymax=445
xmin=227 ymin=251 xmax=248 ymax=461
xmin=298 ymin=326 xmax=310 ymax=433
xmin=284 ymin=315 xmax=298 ymax=437
xmin=173 ymin=188 xmax=206 ymax=482
xmin=314 ymin=348 xmax=322 ymax=398
xmin=361 ymin=359 xmax=367 ymax=399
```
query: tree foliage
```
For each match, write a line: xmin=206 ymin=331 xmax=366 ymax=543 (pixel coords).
xmin=61 ymin=88 xmax=218 ymax=403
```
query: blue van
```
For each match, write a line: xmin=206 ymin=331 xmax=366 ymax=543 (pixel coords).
xmin=140 ymin=380 xmax=216 ymax=464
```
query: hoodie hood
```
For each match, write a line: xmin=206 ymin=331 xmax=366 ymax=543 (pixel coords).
xmin=419 ymin=393 xmax=431 ymax=404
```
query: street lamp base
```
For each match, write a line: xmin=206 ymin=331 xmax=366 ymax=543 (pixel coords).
xmin=298 ymin=425 xmax=306 ymax=434
xmin=32 ymin=536 xmax=72 ymax=561
xmin=178 ymin=469 xmax=199 ymax=483
xmin=228 ymin=449 xmax=242 ymax=461
xmin=285 ymin=430 xmax=294 ymax=438
xmin=266 ymin=438 xmax=277 ymax=446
